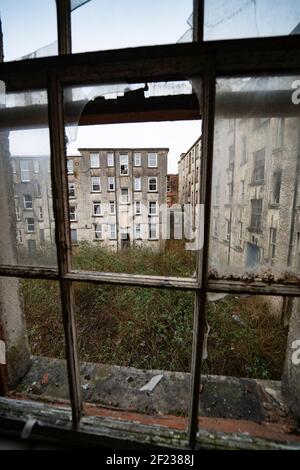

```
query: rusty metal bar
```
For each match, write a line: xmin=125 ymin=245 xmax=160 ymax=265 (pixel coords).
xmin=47 ymin=73 xmax=82 ymax=428
xmin=188 ymin=69 xmax=216 ymax=448
xmin=56 ymin=0 xmax=72 ymax=55
xmin=193 ymin=0 xmax=204 ymax=43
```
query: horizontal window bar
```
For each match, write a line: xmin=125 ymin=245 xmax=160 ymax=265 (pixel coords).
xmin=0 ymin=265 xmax=59 ymax=280
xmin=2 ymin=36 xmax=300 ymax=91
xmin=1 ymin=265 xmax=300 ymax=295
xmin=207 ymin=279 xmax=300 ymax=297
xmin=64 ymin=270 xmax=200 ymax=290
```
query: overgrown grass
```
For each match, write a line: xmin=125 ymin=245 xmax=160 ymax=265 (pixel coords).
xmin=73 ymin=240 xmax=196 ymax=277
xmin=21 ymin=243 xmax=288 ymax=380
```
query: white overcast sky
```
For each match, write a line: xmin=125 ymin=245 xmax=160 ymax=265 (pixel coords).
xmin=2 ymin=0 xmax=300 ymax=173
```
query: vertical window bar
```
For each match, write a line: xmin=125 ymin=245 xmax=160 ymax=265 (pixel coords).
xmin=47 ymin=74 xmax=82 ymax=428
xmin=56 ymin=0 xmax=72 ymax=55
xmin=188 ymin=70 xmax=216 ymax=448
xmin=193 ymin=0 xmax=204 ymax=42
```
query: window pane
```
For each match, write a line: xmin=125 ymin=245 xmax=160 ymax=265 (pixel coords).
xmin=204 ymin=0 xmax=300 ymax=40
xmin=210 ymin=75 xmax=300 ymax=280
xmin=3 ymin=278 xmax=70 ymax=404
xmin=71 ymin=0 xmax=193 ymax=54
xmin=198 ymin=293 xmax=288 ymax=425
xmin=1 ymin=0 xmax=57 ymax=62
xmin=74 ymin=283 xmax=193 ymax=426
xmin=0 ymin=86 xmax=57 ymax=267
xmin=64 ymin=80 xmax=201 ymax=277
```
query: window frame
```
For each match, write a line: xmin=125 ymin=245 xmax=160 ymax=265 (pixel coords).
xmin=134 ymin=176 xmax=141 ymax=191
xmin=91 ymin=176 xmax=101 ymax=192
xmin=147 ymin=152 xmax=157 ymax=168
xmin=92 ymin=201 xmax=102 ymax=217
xmin=90 ymin=152 xmax=100 ymax=169
xmin=25 ymin=217 xmax=35 ymax=233
xmin=23 ymin=194 xmax=33 ymax=210
xmin=1 ymin=0 xmax=300 ymax=451
xmin=148 ymin=176 xmax=157 ymax=192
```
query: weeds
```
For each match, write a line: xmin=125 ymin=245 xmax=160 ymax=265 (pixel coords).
xmin=21 ymin=244 xmax=288 ymax=380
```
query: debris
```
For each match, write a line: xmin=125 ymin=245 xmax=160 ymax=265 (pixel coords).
xmin=82 ymin=383 xmax=89 ymax=391
xmin=40 ymin=372 xmax=49 ymax=385
xmin=140 ymin=374 xmax=163 ymax=392
xmin=232 ymin=314 xmax=246 ymax=325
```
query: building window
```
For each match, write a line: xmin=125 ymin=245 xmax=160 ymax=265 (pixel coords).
xmin=68 ymin=182 xmax=76 ymax=198
xmin=149 ymin=222 xmax=158 ymax=239
xmin=134 ymin=152 xmax=141 ymax=166
xmin=148 ymin=177 xmax=157 ymax=192
xmin=149 ymin=201 xmax=157 ymax=216
xmin=26 ymin=217 xmax=35 ymax=233
xmin=109 ymin=200 xmax=116 ymax=214
xmin=213 ymin=219 xmax=218 ymax=237
xmin=15 ymin=205 xmax=20 ymax=221
xmin=35 ymin=183 xmax=41 ymax=197
xmin=275 ymin=118 xmax=285 ymax=148
xmin=109 ymin=223 xmax=116 ymax=239
xmin=240 ymin=180 xmax=245 ymax=199
xmin=92 ymin=201 xmax=102 ymax=216
xmin=90 ymin=152 xmax=100 ymax=168
xmin=134 ymin=177 xmax=141 ymax=191
xmin=28 ymin=240 xmax=37 ymax=257
xmin=166 ymin=175 xmax=171 ymax=192
xmin=39 ymin=207 xmax=44 ymax=220
xmin=20 ymin=160 xmax=30 ymax=182
xmin=134 ymin=223 xmax=141 ymax=239
xmin=121 ymin=188 xmax=129 ymax=203
xmin=227 ymin=183 xmax=233 ymax=204
xmin=107 ymin=152 xmax=114 ymax=167
xmin=23 ymin=194 xmax=33 ymax=210
xmin=228 ymin=145 xmax=235 ymax=166
xmin=108 ymin=176 xmax=115 ymax=191
xmin=18 ymin=230 xmax=23 ymax=244
xmin=69 ymin=206 xmax=77 ymax=221
xmin=148 ymin=152 xmax=157 ymax=167
xmin=91 ymin=176 xmax=101 ymax=192
xmin=94 ymin=224 xmax=103 ymax=240
xmin=120 ymin=154 xmax=129 ymax=175
xmin=253 ymin=148 xmax=265 ymax=183
xmin=269 ymin=227 xmax=277 ymax=259
xmin=33 ymin=160 xmax=40 ymax=173
xmin=11 ymin=160 xmax=16 ymax=174
xmin=67 ymin=159 xmax=74 ymax=174
xmin=239 ymin=222 xmax=243 ymax=243
xmin=40 ymin=229 xmax=45 ymax=244
xmin=250 ymin=199 xmax=263 ymax=231
xmin=226 ymin=219 xmax=231 ymax=241
xmin=272 ymin=170 xmax=282 ymax=204
xmin=135 ymin=200 xmax=141 ymax=215
xmin=71 ymin=228 xmax=78 ymax=243
xmin=241 ymin=136 xmax=247 ymax=165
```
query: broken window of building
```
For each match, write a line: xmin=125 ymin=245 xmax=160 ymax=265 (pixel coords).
xmin=272 ymin=170 xmax=282 ymax=204
xmin=120 ymin=154 xmax=129 ymax=175
xmin=1 ymin=1 xmax=300 ymax=453
xmin=250 ymin=199 xmax=263 ymax=232
xmin=253 ymin=149 xmax=265 ymax=183
xmin=68 ymin=182 xmax=76 ymax=198
xmin=23 ymin=195 xmax=33 ymax=210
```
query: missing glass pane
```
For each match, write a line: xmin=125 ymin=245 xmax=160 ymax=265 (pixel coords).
xmin=64 ymin=80 xmax=202 ymax=277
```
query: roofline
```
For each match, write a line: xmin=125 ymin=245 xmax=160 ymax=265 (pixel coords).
xmin=77 ymin=147 xmax=169 ymax=152
xmin=178 ymin=135 xmax=202 ymax=163
xmin=10 ymin=155 xmax=50 ymax=158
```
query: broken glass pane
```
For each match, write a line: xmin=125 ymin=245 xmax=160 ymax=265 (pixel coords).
xmin=209 ymin=75 xmax=300 ymax=282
